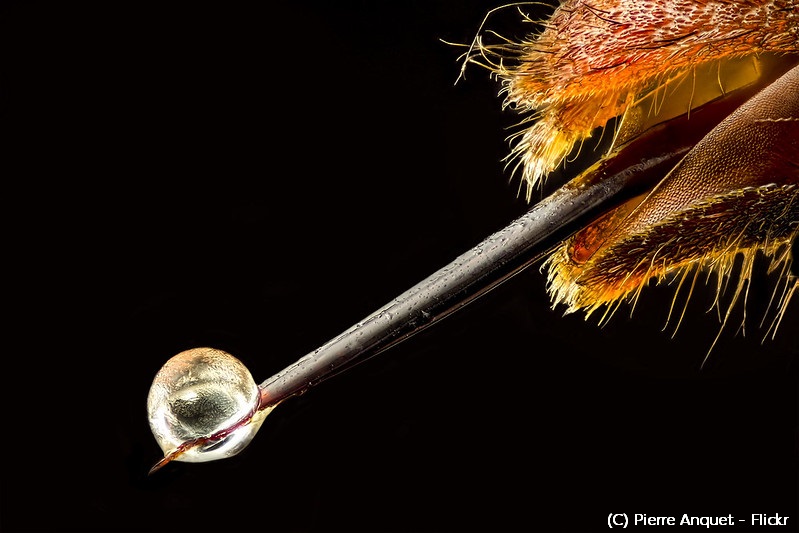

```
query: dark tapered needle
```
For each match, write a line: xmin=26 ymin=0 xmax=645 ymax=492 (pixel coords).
xmin=148 ymin=66 xmax=784 ymax=471
xmin=254 ymin=68 xmax=784 ymax=410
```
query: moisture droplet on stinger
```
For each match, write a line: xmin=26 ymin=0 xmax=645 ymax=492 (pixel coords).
xmin=147 ymin=347 xmax=267 ymax=463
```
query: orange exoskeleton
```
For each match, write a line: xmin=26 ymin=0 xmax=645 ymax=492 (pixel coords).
xmin=463 ymin=0 xmax=799 ymax=352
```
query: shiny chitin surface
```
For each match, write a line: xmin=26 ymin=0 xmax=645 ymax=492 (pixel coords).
xmin=546 ymin=63 xmax=799 ymax=334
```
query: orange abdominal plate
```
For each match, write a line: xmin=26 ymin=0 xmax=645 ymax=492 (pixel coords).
xmin=547 ymin=61 xmax=799 ymax=316
xmin=481 ymin=0 xmax=799 ymax=194
xmin=510 ymin=0 xmax=798 ymax=104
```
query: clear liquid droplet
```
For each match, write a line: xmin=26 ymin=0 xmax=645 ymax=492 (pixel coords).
xmin=147 ymin=347 xmax=268 ymax=464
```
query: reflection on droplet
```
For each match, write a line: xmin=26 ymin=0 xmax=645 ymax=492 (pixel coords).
xmin=147 ymin=347 xmax=269 ymax=465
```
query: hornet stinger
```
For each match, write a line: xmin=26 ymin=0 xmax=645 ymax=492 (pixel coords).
xmin=147 ymin=0 xmax=798 ymax=472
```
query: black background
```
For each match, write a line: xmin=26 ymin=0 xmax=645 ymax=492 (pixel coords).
xmin=3 ymin=1 xmax=797 ymax=532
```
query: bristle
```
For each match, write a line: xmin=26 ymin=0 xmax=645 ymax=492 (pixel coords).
xmin=544 ymin=184 xmax=799 ymax=345
xmin=465 ymin=0 xmax=799 ymax=195
xmin=461 ymin=2 xmax=799 ymax=348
